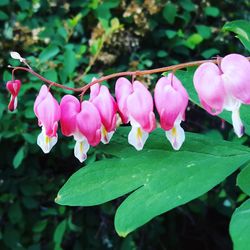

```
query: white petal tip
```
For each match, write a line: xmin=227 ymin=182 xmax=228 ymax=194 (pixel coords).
xmin=128 ymin=125 xmax=148 ymax=151
xmin=232 ymin=109 xmax=244 ymax=138
xmin=101 ymin=128 xmax=114 ymax=144
xmin=165 ymin=124 xmax=185 ymax=151
xmin=37 ymin=130 xmax=57 ymax=154
xmin=74 ymin=139 xmax=90 ymax=163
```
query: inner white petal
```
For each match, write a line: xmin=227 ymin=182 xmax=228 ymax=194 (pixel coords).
xmin=74 ymin=137 xmax=90 ymax=163
xmin=37 ymin=128 xmax=57 ymax=154
xmin=14 ymin=97 xmax=18 ymax=110
xmin=232 ymin=108 xmax=244 ymax=138
xmin=223 ymin=93 xmax=241 ymax=112
xmin=101 ymin=125 xmax=114 ymax=144
xmin=165 ymin=121 xmax=185 ymax=150
xmin=128 ymin=124 xmax=148 ymax=151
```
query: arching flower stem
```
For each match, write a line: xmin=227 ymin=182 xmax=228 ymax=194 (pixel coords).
xmin=10 ymin=57 xmax=250 ymax=96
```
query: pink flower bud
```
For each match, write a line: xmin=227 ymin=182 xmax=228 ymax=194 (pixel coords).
xmin=60 ymin=95 xmax=101 ymax=162
xmin=34 ymin=85 xmax=61 ymax=153
xmin=6 ymin=80 xmax=21 ymax=111
xmin=115 ymin=77 xmax=156 ymax=150
xmin=90 ymin=83 xmax=118 ymax=144
xmin=154 ymin=74 xmax=188 ymax=150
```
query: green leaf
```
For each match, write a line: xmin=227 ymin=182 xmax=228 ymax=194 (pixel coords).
xmin=13 ymin=145 xmax=26 ymax=169
xmin=185 ymin=33 xmax=203 ymax=49
xmin=230 ymin=199 xmax=250 ymax=250
xmin=53 ymin=220 xmax=67 ymax=249
xmin=195 ymin=25 xmax=211 ymax=39
xmin=165 ymin=29 xmax=177 ymax=39
xmin=0 ymin=0 xmax=9 ymax=6
xmin=63 ymin=49 xmax=77 ymax=76
xmin=223 ymin=20 xmax=250 ymax=51
xmin=180 ymin=0 xmax=196 ymax=12
xmin=201 ymin=48 xmax=219 ymax=58
xmin=39 ymin=45 xmax=60 ymax=62
xmin=56 ymin=128 xmax=250 ymax=236
xmin=44 ymin=69 xmax=58 ymax=82
xmin=32 ymin=220 xmax=48 ymax=233
xmin=163 ymin=3 xmax=177 ymax=24
xmin=204 ymin=6 xmax=220 ymax=17
xmin=237 ymin=163 xmax=250 ymax=195
xmin=0 ymin=11 xmax=8 ymax=21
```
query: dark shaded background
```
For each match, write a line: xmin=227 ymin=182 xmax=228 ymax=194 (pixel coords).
xmin=0 ymin=0 xmax=250 ymax=249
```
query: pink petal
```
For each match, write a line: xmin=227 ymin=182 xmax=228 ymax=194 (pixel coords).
xmin=155 ymin=75 xmax=188 ymax=130
xmin=89 ymin=82 xmax=101 ymax=101
xmin=115 ymin=77 xmax=133 ymax=124
xmin=60 ymin=95 xmax=81 ymax=137
xmin=221 ymin=54 xmax=250 ymax=104
xmin=34 ymin=85 xmax=49 ymax=116
xmin=127 ymin=81 xmax=156 ymax=132
xmin=77 ymin=101 xmax=101 ymax=146
xmin=34 ymin=85 xmax=60 ymax=137
xmin=6 ymin=80 xmax=21 ymax=96
xmin=91 ymin=85 xmax=117 ymax=132
xmin=193 ymin=62 xmax=225 ymax=115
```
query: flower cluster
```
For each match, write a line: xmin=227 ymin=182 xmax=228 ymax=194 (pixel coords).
xmin=194 ymin=53 xmax=250 ymax=137
xmin=6 ymin=53 xmax=250 ymax=162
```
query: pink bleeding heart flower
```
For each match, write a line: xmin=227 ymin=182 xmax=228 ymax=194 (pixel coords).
xmin=154 ymin=74 xmax=189 ymax=150
xmin=60 ymin=95 xmax=101 ymax=162
xmin=6 ymin=80 xmax=21 ymax=111
xmin=89 ymin=82 xmax=118 ymax=144
xmin=34 ymin=85 xmax=61 ymax=153
xmin=115 ymin=77 xmax=156 ymax=150
xmin=194 ymin=53 xmax=250 ymax=137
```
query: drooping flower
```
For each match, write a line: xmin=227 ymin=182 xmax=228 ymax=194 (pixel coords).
xmin=154 ymin=73 xmax=189 ymax=150
xmin=89 ymin=83 xmax=117 ymax=144
xmin=194 ymin=53 xmax=250 ymax=137
xmin=34 ymin=85 xmax=61 ymax=153
xmin=6 ymin=80 xmax=21 ymax=111
xmin=60 ymin=95 xmax=101 ymax=162
xmin=115 ymin=77 xmax=156 ymax=150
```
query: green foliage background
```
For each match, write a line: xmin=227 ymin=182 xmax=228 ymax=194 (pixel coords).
xmin=0 ymin=0 xmax=250 ymax=249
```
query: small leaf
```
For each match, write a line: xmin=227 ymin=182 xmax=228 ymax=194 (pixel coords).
xmin=237 ymin=163 xmax=250 ymax=195
xmin=204 ymin=6 xmax=220 ymax=17
xmin=13 ymin=145 xmax=26 ymax=169
xmin=63 ymin=49 xmax=77 ymax=76
xmin=0 ymin=0 xmax=9 ymax=6
xmin=185 ymin=33 xmax=203 ymax=49
xmin=32 ymin=220 xmax=48 ymax=233
xmin=195 ymin=25 xmax=211 ymax=39
xmin=53 ymin=220 xmax=67 ymax=249
xmin=0 ymin=11 xmax=8 ymax=20
xmin=230 ymin=199 xmax=250 ymax=250
xmin=163 ymin=3 xmax=177 ymax=24
xmin=39 ymin=45 xmax=60 ymax=62
xmin=180 ymin=0 xmax=196 ymax=11
xmin=223 ymin=20 xmax=250 ymax=51
xmin=201 ymin=48 xmax=219 ymax=58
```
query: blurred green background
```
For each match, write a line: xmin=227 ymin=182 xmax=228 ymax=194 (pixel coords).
xmin=0 ymin=0 xmax=250 ymax=249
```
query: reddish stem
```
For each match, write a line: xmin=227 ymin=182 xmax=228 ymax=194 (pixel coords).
xmin=11 ymin=57 xmax=250 ymax=94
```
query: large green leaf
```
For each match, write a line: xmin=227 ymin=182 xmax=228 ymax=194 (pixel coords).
xmin=230 ymin=199 xmax=250 ymax=250
xmin=237 ymin=163 xmax=250 ymax=195
xmin=56 ymin=128 xmax=250 ymax=236
xmin=175 ymin=68 xmax=250 ymax=135
xmin=223 ymin=20 xmax=250 ymax=51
